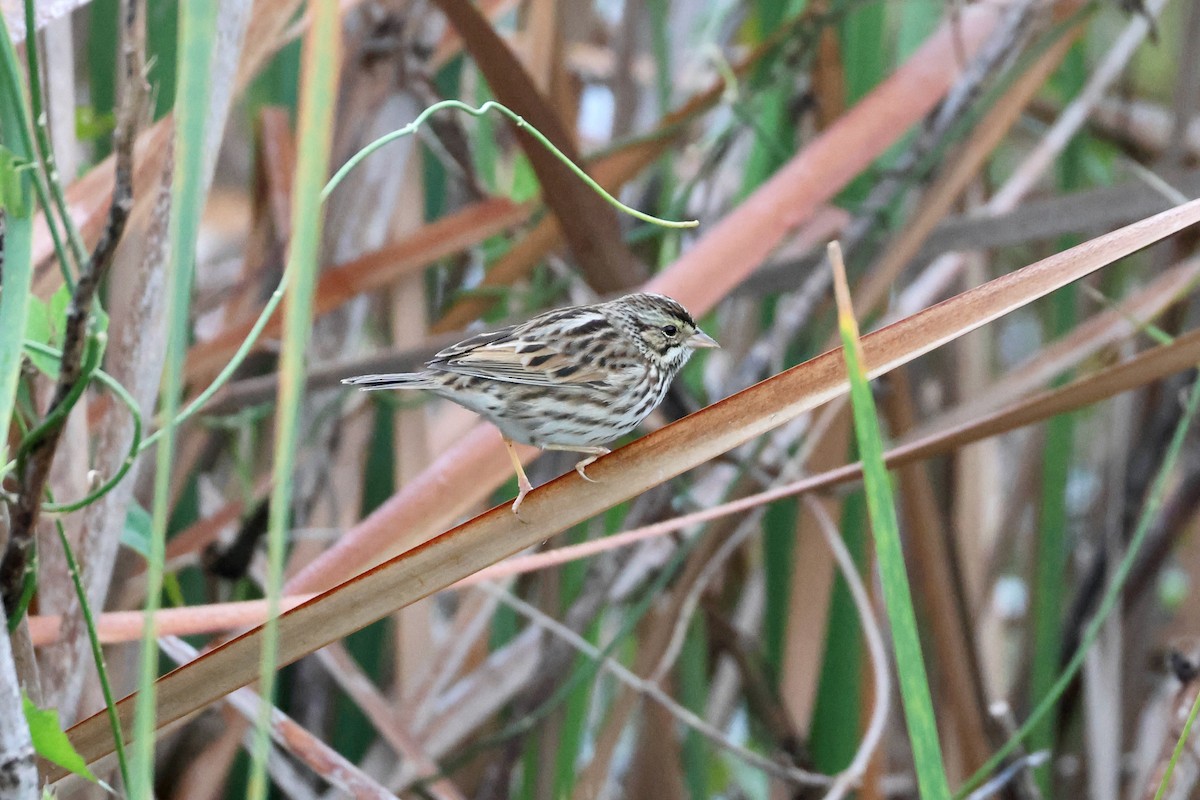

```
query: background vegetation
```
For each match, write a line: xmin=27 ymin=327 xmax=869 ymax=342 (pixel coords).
xmin=2 ymin=0 xmax=1200 ymax=798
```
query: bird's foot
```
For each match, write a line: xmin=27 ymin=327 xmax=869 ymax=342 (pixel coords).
xmin=573 ymin=449 xmax=610 ymax=483
xmin=510 ymin=486 xmax=531 ymax=520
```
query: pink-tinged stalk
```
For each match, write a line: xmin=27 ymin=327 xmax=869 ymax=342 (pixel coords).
xmin=27 ymin=595 xmax=317 ymax=646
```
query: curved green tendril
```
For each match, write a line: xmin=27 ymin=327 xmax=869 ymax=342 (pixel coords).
xmin=5 ymin=341 xmax=144 ymax=514
xmin=26 ymin=342 xmax=144 ymax=514
xmin=138 ymin=270 xmax=289 ymax=453
xmin=322 ymin=99 xmax=699 ymax=229
xmin=16 ymin=331 xmax=106 ymax=466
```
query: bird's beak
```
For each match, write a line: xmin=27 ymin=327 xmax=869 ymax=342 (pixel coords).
xmin=687 ymin=330 xmax=720 ymax=349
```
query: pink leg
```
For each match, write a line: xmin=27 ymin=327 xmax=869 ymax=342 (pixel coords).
xmin=503 ymin=438 xmax=534 ymax=515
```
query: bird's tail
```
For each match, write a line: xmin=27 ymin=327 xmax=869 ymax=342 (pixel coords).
xmin=341 ymin=372 xmax=439 ymax=391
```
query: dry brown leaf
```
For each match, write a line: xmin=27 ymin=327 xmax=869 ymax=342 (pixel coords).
xmin=909 ymin=257 xmax=1200 ymax=441
xmin=28 ymin=597 xmax=315 ymax=647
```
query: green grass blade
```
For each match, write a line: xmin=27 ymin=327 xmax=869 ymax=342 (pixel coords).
xmin=131 ymin=0 xmax=219 ymax=794
xmin=1154 ymin=686 xmax=1200 ymax=800
xmin=1028 ymin=41 xmax=1090 ymax=794
xmin=0 ymin=184 xmax=33 ymax=470
xmin=0 ymin=71 xmax=35 ymax=628
xmin=247 ymin=0 xmax=341 ymax=795
xmin=838 ymin=0 xmax=886 ymax=205
xmin=22 ymin=0 xmax=89 ymax=272
xmin=831 ymin=242 xmax=951 ymax=799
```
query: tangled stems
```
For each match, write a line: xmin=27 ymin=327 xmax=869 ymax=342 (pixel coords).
xmin=1 ymin=330 xmax=109 ymax=613
xmin=955 ymin=368 xmax=1200 ymax=798
xmin=3 ymin=474 xmax=131 ymax=784
xmin=9 ymin=341 xmax=143 ymax=514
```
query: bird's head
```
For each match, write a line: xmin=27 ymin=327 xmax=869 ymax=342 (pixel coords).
xmin=611 ymin=293 xmax=719 ymax=375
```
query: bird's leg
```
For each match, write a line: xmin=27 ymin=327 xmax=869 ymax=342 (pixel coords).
xmin=541 ymin=445 xmax=611 ymax=483
xmin=503 ymin=437 xmax=534 ymax=515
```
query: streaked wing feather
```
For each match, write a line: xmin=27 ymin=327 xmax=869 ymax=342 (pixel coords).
xmin=427 ymin=312 xmax=611 ymax=388
xmin=435 ymin=341 xmax=607 ymax=386
xmin=430 ymin=325 xmax=519 ymax=360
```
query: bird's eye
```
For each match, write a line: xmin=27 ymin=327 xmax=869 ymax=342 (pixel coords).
xmin=662 ymin=324 xmax=678 ymax=337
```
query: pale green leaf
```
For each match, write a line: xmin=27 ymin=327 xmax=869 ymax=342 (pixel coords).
xmin=23 ymin=693 xmax=98 ymax=783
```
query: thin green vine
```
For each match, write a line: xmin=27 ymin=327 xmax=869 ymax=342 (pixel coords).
xmin=14 ymin=330 xmax=105 ymax=469
xmin=323 ymin=100 xmax=698 ymax=227
xmin=46 ymin=490 xmax=131 ymax=789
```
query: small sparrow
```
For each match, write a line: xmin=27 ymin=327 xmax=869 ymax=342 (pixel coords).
xmin=343 ymin=292 xmax=718 ymax=513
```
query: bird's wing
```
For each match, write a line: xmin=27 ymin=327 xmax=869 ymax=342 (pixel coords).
xmin=428 ymin=317 xmax=611 ymax=388
xmin=429 ymin=325 xmax=520 ymax=361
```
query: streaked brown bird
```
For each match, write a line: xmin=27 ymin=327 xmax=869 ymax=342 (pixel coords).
xmin=343 ymin=292 xmax=719 ymax=513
